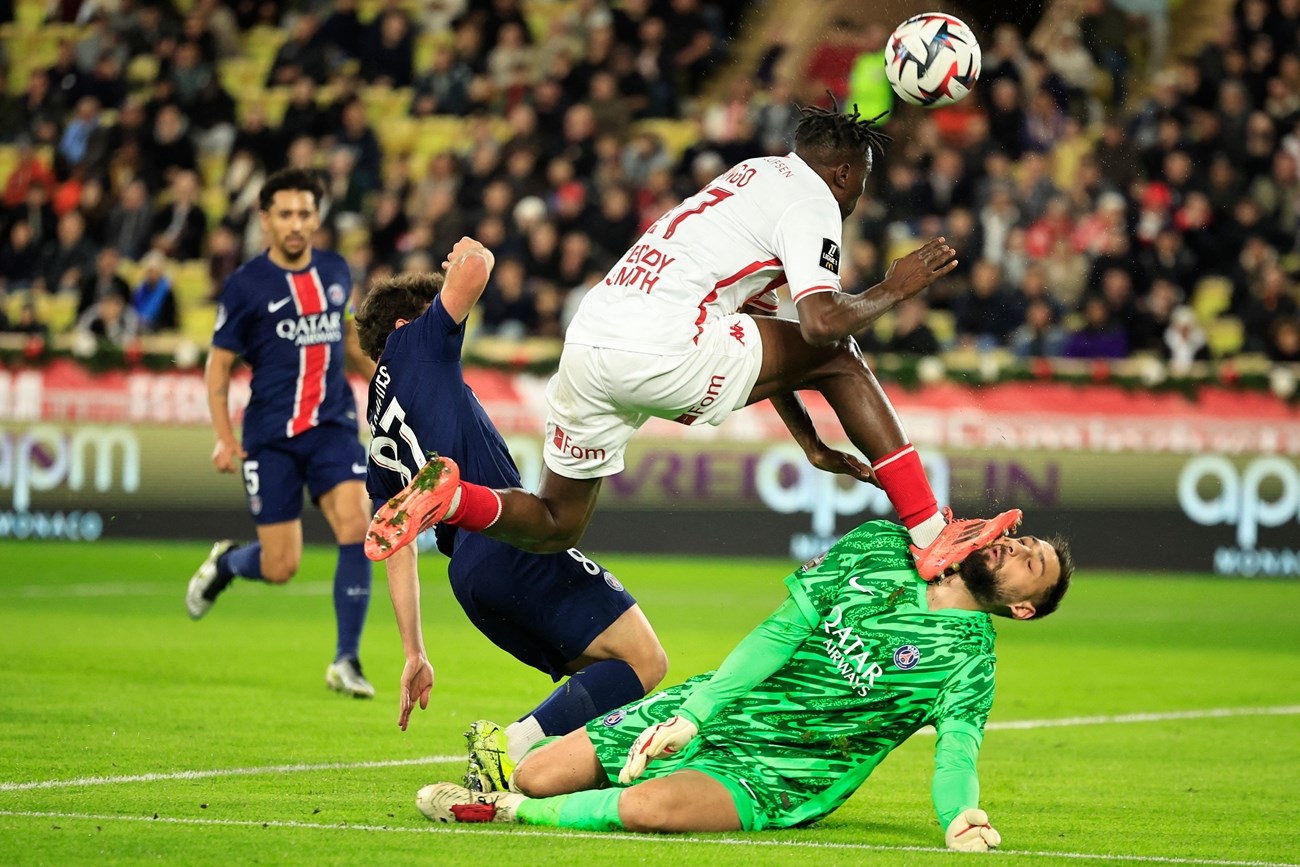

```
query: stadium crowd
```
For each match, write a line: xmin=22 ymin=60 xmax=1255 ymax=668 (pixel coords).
xmin=0 ymin=0 xmax=1295 ymax=370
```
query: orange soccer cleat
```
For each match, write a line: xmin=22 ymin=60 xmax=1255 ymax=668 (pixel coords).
xmin=910 ymin=507 xmax=1023 ymax=581
xmin=364 ymin=454 xmax=462 ymax=561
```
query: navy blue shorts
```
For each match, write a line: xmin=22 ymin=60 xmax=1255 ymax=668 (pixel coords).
xmin=242 ymin=423 xmax=367 ymax=525
xmin=447 ymin=533 xmax=637 ymax=680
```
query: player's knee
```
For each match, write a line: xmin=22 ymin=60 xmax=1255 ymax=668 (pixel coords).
xmin=510 ymin=752 xmax=561 ymax=798
xmin=261 ymin=555 xmax=299 ymax=583
xmin=618 ymin=787 xmax=684 ymax=833
xmin=633 ymin=643 xmax=669 ymax=693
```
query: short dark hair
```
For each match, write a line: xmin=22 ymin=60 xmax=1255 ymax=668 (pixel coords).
xmin=258 ymin=167 xmax=323 ymax=212
xmin=354 ymin=272 xmax=443 ymax=361
xmin=1031 ymin=534 xmax=1074 ymax=620
xmin=793 ymin=96 xmax=892 ymax=172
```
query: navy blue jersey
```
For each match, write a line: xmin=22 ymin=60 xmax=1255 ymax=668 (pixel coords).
xmin=366 ymin=294 xmax=521 ymax=542
xmin=212 ymin=250 xmax=358 ymax=449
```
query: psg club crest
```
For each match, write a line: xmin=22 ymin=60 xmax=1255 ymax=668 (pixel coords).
xmin=602 ymin=710 xmax=626 ymax=727
xmin=327 ymin=283 xmax=347 ymax=307
xmin=893 ymin=644 xmax=921 ymax=670
xmin=603 ymin=571 xmax=624 ymax=592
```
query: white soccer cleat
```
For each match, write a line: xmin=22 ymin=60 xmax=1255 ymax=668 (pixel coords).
xmin=416 ymin=782 xmax=523 ymax=824
xmin=326 ymin=657 xmax=376 ymax=699
xmin=186 ymin=540 xmax=235 ymax=620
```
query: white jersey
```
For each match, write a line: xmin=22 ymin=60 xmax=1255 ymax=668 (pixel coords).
xmin=565 ymin=153 xmax=845 ymax=353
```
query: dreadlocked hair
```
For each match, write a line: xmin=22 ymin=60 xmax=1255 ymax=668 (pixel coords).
xmin=354 ymin=272 xmax=444 ymax=361
xmin=793 ymin=95 xmax=892 ymax=169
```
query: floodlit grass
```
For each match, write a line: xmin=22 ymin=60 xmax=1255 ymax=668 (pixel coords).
xmin=1 ymin=541 xmax=1297 ymax=866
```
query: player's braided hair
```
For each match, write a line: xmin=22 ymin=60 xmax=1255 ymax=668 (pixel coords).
xmin=793 ymin=95 xmax=891 ymax=170
xmin=354 ymin=272 xmax=444 ymax=361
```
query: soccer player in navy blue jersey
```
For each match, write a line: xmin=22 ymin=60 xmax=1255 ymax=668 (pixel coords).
xmin=187 ymin=168 xmax=380 ymax=698
xmin=353 ymin=237 xmax=667 ymax=791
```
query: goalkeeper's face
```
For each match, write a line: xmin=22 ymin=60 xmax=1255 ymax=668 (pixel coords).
xmin=962 ymin=535 xmax=1063 ymax=621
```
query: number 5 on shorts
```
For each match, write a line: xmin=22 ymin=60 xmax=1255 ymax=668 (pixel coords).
xmin=242 ymin=460 xmax=260 ymax=496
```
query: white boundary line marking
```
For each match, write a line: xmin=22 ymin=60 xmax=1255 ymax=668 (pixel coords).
xmin=2 ymin=705 xmax=1297 ymax=793
xmin=0 ymin=756 xmax=464 ymax=792
xmin=0 ymin=810 xmax=1294 ymax=867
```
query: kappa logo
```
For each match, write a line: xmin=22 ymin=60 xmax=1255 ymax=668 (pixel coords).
xmin=893 ymin=644 xmax=921 ymax=670
xmin=267 ymin=297 xmax=293 ymax=313
xmin=729 ymin=322 xmax=746 ymax=345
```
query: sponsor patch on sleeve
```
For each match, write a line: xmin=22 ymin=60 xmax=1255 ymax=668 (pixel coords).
xmin=819 ymin=238 xmax=840 ymax=274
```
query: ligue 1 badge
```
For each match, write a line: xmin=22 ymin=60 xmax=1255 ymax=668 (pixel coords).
xmin=894 ymin=644 xmax=921 ymax=670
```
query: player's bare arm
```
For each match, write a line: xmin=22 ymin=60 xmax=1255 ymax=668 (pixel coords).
xmin=439 ymin=236 xmax=496 ymax=325
xmin=384 ymin=543 xmax=434 ymax=730
xmin=343 ymin=317 xmax=377 ymax=380
xmin=205 ymin=346 xmax=246 ymax=473
xmin=794 ymin=238 xmax=958 ymax=346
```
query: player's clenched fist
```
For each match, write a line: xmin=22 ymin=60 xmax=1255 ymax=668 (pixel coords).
xmin=618 ymin=715 xmax=698 ymax=784
xmin=945 ymin=808 xmax=1001 ymax=852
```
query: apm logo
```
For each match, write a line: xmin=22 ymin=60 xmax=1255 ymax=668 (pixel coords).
xmin=1178 ymin=456 xmax=1300 ymax=576
xmin=755 ymin=443 xmax=949 ymax=559
xmin=0 ymin=426 xmax=140 ymax=540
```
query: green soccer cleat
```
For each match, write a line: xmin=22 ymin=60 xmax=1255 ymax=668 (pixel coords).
xmin=463 ymin=719 xmax=515 ymax=793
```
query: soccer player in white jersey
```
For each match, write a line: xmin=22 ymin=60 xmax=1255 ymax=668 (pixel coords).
xmin=366 ymin=103 xmax=1020 ymax=580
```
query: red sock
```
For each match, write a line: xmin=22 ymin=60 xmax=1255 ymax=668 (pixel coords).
xmin=871 ymin=444 xmax=939 ymax=529
xmin=444 ymin=482 xmax=503 ymax=532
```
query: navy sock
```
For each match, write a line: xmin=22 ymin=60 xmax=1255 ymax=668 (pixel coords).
xmin=528 ymin=660 xmax=646 ymax=737
xmin=206 ymin=543 xmax=263 ymax=600
xmin=333 ymin=542 xmax=372 ymax=662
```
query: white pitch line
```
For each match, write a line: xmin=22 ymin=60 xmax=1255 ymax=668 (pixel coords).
xmin=4 ymin=582 xmax=334 ymax=599
xmin=2 ymin=704 xmax=1297 ymax=794
xmin=0 ymin=756 xmax=464 ymax=792
xmin=0 ymin=810 xmax=1293 ymax=867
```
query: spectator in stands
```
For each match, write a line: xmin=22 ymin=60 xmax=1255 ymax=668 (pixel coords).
xmin=1268 ymin=317 xmax=1300 ymax=363
xmin=1 ymin=302 xmax=48 ymax=337
xmin=145 ymin=104 xmax=198 ymax=191
xmin=480 ymin=257 xmax=538 ymax=339
xmin=335 ymin=99 xmax=383 ymax=195
xmin=1243 ymin=265 xmax=1300 ymax=353
xmin=362 ymin=7 xmax=416 ymax=88
xmin=0 ymin=219 xmax=41 ymax=292
xmin=268 ymin=12 xmax=331 ymax=86
xmin=1163 ymin=306 xmax=1210 ymax=373
xmin=1063 ymin=295 xmax=1129 ymax=359
xmin=955 ymin=260 xmax=1021 ymax=349
xmin=318 ymin=0 xmax=364 ymax=63
xmin=76 ymin=244 xmax=128 ymax=314
xmin=883 ymin=296 xmax=942 ymax=357
xmin=74 ymin=289 xmax=139 ymax=346
xmin=151 ymin=170 xmax=207 ymax=261
xmin=413 ymin=45 xmax=474 ymax=117
xmin=18 ymin=71 xmax=63 ymax=147
xmin=1011 ymin=298 xmax=1066 ymax=359
xmin=47 ymin=39 xmax=86 ymax=107
xmin=1 ymin=140 xmax=55 ymax=209
xmin=1129 ymin=277 xmax=1184 ymax=352
xmin=1080 ymin=0 xmax=1131 ymax=105
xmin=39 ymin=209 xmax=96 ymax=295
xmin=102 ymin=177 xmax=153 ymax=258
xmin=58 ymin=96 xmax=108 ymax=172
xmin=131 ymin=250 xmax=178 ymax=333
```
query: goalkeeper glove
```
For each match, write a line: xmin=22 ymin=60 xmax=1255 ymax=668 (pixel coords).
xmin=945 ymin=808 xmax=1002 ymax=852
xmin=617 ymin=715 xmax=698 ymax=784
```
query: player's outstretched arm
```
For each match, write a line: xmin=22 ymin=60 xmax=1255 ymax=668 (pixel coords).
xmin=794 ymin=238 xmax=957 ymax=345
xmin=384 ymin=543 xmax=434 ymax=730
xmin=439 ymin=236 xmax=496 ymax=325
xmin=769 ymin=392 xmax=875 ymax=484
xmin=205 ymin=346 xmax=246 ymax=473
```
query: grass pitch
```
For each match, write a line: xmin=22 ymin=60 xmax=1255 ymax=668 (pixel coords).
xmin=0 ymin=540 xmax=1297 ymax=866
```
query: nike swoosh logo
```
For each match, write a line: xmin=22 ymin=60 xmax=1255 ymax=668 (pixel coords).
xmin=267 ymin=297 xmax=293 ymax=313
xmin=352 ymin=463 xmax=367 ymax=475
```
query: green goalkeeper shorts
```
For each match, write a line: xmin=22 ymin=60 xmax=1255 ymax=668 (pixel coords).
xmin=583 ymin=677 xmax=809 ymax=831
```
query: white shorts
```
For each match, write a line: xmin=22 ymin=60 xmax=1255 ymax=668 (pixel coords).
xmin=544 ymin=313 xmax=764 ymax=479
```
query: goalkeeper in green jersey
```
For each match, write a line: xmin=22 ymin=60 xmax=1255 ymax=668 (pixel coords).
xmin=416 ymin=520 xmax=1073 ymax=852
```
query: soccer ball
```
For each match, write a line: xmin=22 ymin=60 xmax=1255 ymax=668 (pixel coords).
xmin=884 ymin=12 xmax=982 ymax=108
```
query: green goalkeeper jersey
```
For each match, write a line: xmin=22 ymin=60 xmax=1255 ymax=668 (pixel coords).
xmin=675 ymin=519 xmax=997 ymax=827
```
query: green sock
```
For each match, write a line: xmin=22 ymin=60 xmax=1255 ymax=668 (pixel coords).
xmin=516 ymin=788 xmax=624 ymax=831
